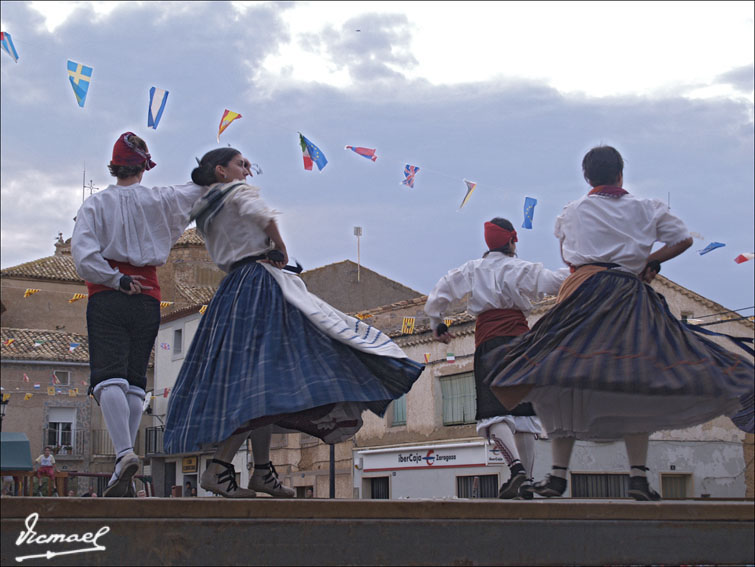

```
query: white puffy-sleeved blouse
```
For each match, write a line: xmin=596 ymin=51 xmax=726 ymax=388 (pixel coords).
xmin=72 ymin=182 xmax=204 ymax=289
xmin=425 ymin=252 xmax=569 ymax=330
xmin=554 ymin=192 xmax=690 ymax=274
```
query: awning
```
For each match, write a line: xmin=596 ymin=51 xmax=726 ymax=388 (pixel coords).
xmin=0 ymin=431 xmax=33 ymax=471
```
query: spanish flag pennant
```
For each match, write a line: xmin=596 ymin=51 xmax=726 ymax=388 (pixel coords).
xmin=423 ymin=353 xmax=430 ymax=363
xmin=2 ymin=338 xmax=15 ymax=346
xmin=401 ymin=317 xmax=416 ymax=334
xmin=217 ymin=109 xmax=242 ymax=142
xmin=24 ymin=288 xmax=41 ymax=298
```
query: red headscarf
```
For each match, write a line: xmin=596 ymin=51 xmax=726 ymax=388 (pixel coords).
xmin=484 ymin=222 xmax=518 ymax=250
xmin=110 ymin=132 xmax=156 ymax=170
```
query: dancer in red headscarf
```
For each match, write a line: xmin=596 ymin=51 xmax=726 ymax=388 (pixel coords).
xmin=72 ymin=132 xmax=204 ymax=497
xmin=425 ymin=217 xmax=568 ymax=498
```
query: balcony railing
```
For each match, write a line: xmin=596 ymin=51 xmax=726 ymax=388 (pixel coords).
xmin=42 ymin=428 xmax=84 ymax=457
xmin=91 ymin=429 xmax=142 ymax=456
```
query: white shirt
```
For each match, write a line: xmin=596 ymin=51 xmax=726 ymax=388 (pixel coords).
xmin=202 ymin=183 xmax=279 ymax=273
xmin=72 ymin=182 xmax=204 ymax=289
xmin=425 ymin=252 xmax=569 ymax=330
xmin=554 ymin=193 xmax=690 ymax=274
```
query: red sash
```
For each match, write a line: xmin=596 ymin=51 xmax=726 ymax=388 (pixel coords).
xmin=475 ymin=308 xmax=529 ymax=348
xmin=588 ymin=185 xmax=628 ymax=198
xmin=86 ymin=260 xmax=161 ymax=301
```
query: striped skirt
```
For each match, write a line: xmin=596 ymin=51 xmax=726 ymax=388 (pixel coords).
xmin=163 ymin=262 xmax=424 ymax=454
xmin=484 ymin=269 xmax=754 ymax=439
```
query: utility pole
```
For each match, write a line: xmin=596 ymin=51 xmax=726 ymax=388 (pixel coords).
xmin=354 ymin=226 xmax=362 ymax=282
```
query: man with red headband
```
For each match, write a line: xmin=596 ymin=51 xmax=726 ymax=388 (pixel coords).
xmin=72 ymin=132 xmax=204 ymax=497
xmin=425 ymin=217 xmax=568 ymax=498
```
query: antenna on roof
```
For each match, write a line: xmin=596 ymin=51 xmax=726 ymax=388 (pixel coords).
xmin=354 ymin=226 xmax=363 ymax=282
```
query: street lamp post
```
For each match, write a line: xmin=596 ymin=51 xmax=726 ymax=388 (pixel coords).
xmin=0 ymin=396 xmax=9 ymax=434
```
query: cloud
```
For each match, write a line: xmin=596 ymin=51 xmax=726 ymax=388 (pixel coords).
xmin=716 ymin=65 xmax=755 ymax=95
xmin=300 ymin=13 xmax=418 ymax=83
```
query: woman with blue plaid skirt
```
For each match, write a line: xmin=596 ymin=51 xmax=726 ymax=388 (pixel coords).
xmin=163 ymin=148 xmax=424 ymax=498
xmin=484 ymin=145 xmax=754 ymax=500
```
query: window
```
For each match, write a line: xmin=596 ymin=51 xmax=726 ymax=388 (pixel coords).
xmin=392 ymin=395 xmax=407 ymax=426
xmin=440 ymin=373 xmax=476 ymax=425
xmin=53 ymin=370 xmax=70 ymax=386
xmin=571 ymin=473 xmax=629 ymax=498
xmin=457 ymin=474 xmax=499 ymax=498
xmin=173 ymin=329 xmax=183 ymax=355
xmin=661 ymin=474 xmax=691 ymax=499
xmin=46 ymin=407 xmax=75 ymax=452
xmin=296 ymin=486 xmax=314 ymax=498
xmin=680 ymin=311 xmax=693 ymax=323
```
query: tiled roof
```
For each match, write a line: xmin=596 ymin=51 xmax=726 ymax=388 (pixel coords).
xmin=0 ymin=256 xmax=83 ymax=283
xmin=174 ymin=228 xmax=205 ymax=247
xmin=302 ymin=260 xmax=423 ymax=296
xmin=176 ymin=282 xmax=217 ymax=305
xmin=1 ymin=327 xmax=90 ymax=363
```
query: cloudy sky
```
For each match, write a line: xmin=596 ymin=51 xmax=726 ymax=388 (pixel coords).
xmin=1 ymin=1 xmax=753 ymax=316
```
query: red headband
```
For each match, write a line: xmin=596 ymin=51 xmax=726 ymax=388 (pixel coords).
xmin=110 ymin=132 xmax=156 ymax=170
xmin=484 ymin=222 xmax=518 ymax=250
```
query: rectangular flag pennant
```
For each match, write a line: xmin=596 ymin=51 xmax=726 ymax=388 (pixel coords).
xmin=148 ymin=86 xmax=169 ymax=129
xmin=446 ymin=353 xmax=456 ymax=363
xmin=459 ymin=180 xmax=477 ymax=209
xmin=69 ymin=389 xmax=78 ymax=397
xmin=160 ymin=343 xmax=171 ymax=350
xmin=69 ymin=343 xmax=81 ymax=352
xmin=299 ymin=133 xmax=328 ymax=171
xmin=24 ymin=289 xmax=41 ymax=298
xmin=217 ymin=109 xmax=242 ymax=141
xmin=698 ymin=242 xmax=725 ymax=255
xmin=423 ymin=353 xmax=431 ymax=363
xmin=401 ymin=164 xmax=420 ymax=188
xmin=33 ymin=340 xmax=45 ymax=348
xmin=401 ymin=317 xmax=416 ymax=334
xmin=24 ymin=393 xmax=33 ymax=401
xmin=734 ymin=253 xmax=754 ymax=264
xmin=23 ymin=373 xmax=30 ymax=382
xmin=2 ymin=393 xmax=10 ymax=403
xmin=69 ymin=293 xmax=87 ymax=303
xmin=47 ymin=386 xmax=56 ymax=396
xmin=163 ymin=388 xmax=171 ymax=398
xmin=52 ymin=372 xmax=60 ymax=384
xmin=345 ymin=146 xmax=377 ymax=162
xmin=33 ymin=383 xmax=41 ymax=389
xmin=67 ymin=60 xmax=93 ymax=108
xmin=522 ymin=197 xmax=537 ymax=229
xmin=0 ymin=31 xmax=19 ymax=62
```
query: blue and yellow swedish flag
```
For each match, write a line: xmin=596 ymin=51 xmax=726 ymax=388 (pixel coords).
xmin=67 ymin=60 xmax=93 ymax=108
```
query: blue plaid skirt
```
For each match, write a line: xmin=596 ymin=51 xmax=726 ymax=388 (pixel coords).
xmin=484 ymin=270 xmax=754 ymax=436
xmin=164 ymin=263 xmax=424 ymax=454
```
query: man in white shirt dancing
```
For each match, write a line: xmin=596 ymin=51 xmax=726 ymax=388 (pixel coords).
xmin=72 ymin=132 xmax=203 ymax=497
